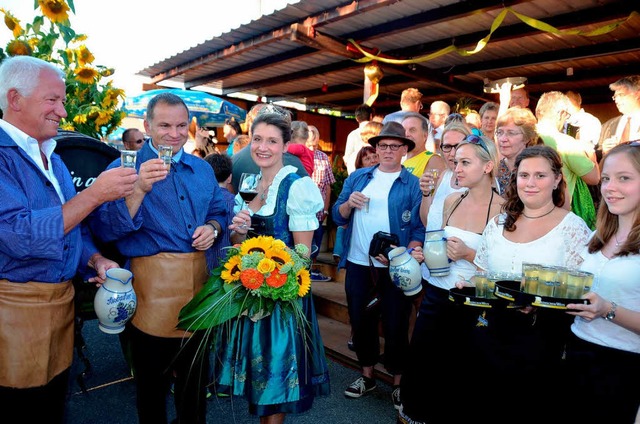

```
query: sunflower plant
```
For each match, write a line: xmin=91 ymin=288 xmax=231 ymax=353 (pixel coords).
xmin=0 ymin=1 xmax=125 ymax=140
xmin=178 ymin=236 xmax=312 ymax=331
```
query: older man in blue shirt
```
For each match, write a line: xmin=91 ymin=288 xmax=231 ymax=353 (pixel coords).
xmin=90 ymin=92 xmax=229 ymax=424
xmin=0 ymin=56 xmax=137 ymax=423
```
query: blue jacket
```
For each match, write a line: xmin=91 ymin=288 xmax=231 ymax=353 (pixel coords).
xmin=332 ymin=164 xmax=425 ymax=269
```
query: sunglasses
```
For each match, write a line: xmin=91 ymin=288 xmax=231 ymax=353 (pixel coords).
xmin=461 ymin=134 xmax=490 ymax=153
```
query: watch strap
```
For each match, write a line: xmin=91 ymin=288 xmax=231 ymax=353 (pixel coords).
xmin=604 ymin=301 xmax=617 ymax=321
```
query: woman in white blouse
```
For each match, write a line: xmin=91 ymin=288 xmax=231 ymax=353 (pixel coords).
xmin=472 ymin=145 xmax=591 ymax=423
xmin=565 ymin=142 xmax=640 ymax=423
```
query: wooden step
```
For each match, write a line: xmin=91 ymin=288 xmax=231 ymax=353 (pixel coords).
xmin=312 ymin=280 xmax=349 ymax=324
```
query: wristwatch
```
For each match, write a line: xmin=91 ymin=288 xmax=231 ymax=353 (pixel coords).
xmin=604 ymin=301 xmax=617 ymax=321
xmin=206 ymin=222 xmax=218 ymax=239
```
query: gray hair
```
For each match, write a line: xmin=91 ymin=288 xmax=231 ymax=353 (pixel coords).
xmin=402 ymin=112 xmax=430 ymax=132
xmin=0 ymin=56 xmax=65 ymax=112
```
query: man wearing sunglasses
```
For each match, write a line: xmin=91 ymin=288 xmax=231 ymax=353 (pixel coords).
xmin=122 ymin=128 xmax=145 ymax=151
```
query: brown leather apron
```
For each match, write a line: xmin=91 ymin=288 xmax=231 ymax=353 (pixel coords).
xmin=0 ymin=279 xmax=74 ymax=388
xmin=130 ymin=251 xmax=208 ymax=338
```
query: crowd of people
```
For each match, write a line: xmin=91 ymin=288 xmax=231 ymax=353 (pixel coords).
xmin=0 ymin=54 xmax=638 ymax=424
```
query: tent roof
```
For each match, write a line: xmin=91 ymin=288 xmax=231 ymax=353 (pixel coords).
xmin=137 ymin=0 xmax=640 ymax=114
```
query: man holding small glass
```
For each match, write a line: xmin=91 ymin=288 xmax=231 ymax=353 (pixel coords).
xmin=90 ymin=92 xmax=229 ymax=424
xmin=333 ymin=121 xmax=424 ymax=411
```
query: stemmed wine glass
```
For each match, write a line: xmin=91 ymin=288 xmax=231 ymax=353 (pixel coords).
xmin=237 ymin=173 xmax=259 ymax=230
xmin=238 ymin=172 xmax=259 ymax=203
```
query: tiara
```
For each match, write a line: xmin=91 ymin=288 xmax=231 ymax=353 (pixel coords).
xmin=256 ymin=103 xmax=292 ymax=123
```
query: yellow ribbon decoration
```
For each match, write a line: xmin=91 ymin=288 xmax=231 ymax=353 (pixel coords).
xmin=348 ymin=8 xmax=638 ymax=64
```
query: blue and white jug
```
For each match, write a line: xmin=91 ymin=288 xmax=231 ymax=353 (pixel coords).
xmin=93 ymin=268 xmax=137 ymax=334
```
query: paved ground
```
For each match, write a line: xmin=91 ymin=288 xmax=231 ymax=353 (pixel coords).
xmin=65 ymin=320 xmax=399 ymax=423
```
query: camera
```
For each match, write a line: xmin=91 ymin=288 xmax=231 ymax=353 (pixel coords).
xmin=369 ymin=231 xmax=399 ymax=260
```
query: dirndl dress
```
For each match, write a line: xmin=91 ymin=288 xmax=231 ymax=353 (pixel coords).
xmin=213 ymin=173 xmax=330 ymax=416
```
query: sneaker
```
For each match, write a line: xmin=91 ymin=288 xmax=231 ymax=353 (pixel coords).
xmin=344 ymin=376 xmax=377 ymax=398
xmin=392 ymin=386 xmax=402 ymax=410
xmin=310 ymin=271 xmax=331 ymax=282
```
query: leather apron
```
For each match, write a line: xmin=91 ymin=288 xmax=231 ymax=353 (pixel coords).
xmin=0 ymin=279 xmax=74 ymax=388
xmin=130 ymin=251 xmax=208 ymax=338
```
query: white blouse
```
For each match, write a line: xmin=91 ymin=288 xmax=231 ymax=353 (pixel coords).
xmin=234 ymin=165 xmax=323 ymax=232
xmin=474 ymin=212 xmax=591 ymax=275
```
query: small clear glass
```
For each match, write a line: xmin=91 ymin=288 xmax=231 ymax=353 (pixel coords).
xmin=158 ymin=145 xmax=173 ymax=171
xmin=121 ymin=150 xmax=137 ymax=169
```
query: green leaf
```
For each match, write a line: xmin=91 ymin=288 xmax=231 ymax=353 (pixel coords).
xmin=58 ymin=24 xmax=75 ymax=45
xmin=67 ymin=0 xmax=76 ymax=14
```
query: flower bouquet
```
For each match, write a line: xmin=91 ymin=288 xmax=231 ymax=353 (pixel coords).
xmin=178 ymin=236 xmax=312 ymax=331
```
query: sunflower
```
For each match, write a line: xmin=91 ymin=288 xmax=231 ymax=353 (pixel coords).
xmin=266 ymin=272 xmax=287 ymax=289
xmin=76 ymin=45 xmax=94 ymax=66
xmin=266 ymin=248 xmax=292 ymax=267
xmin=74 ymin=66 xmax=99 ymax=84
xmin=73 ymin=114 xmax=87 ymax=124
xmin=221 ymin=255 xmax=242 ymax=283
xmin=94 ymin=110 xmax=112 ymax=126
xmin=257 ymin=258 xmax=276 ymax=275
xmin=2 ymin=9 xmax=23 ymax=37
xmin=240 ymin=236 xmax=271 ymax=256
xmin=240 ymin=269 xmax=264 ymax=290
xmin=6 ymin=39 xmax=31 ymax=56
xmin=297 ymin=268 xmax=311 ymax=297
xmin=38 ymin=0 xmax=70 ymax=24
xmin=271 ymin=238 xmax=287 ymax=251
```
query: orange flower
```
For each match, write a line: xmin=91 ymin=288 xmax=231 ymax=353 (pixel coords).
xmin=240 ymin=268 xmax=263 ymax=290
xmin=266 ymin=272 xmax=287 ymax=288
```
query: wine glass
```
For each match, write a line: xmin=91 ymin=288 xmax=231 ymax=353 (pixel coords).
xmin=238 ymin=173 xmax=259 ymax=204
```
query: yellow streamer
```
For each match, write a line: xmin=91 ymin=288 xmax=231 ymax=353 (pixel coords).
xmin=348 ymin=9 xmax=638 ymax=65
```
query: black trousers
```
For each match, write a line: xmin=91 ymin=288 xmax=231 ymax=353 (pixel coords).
xmin=345 ymin=261 xmax=412 ymax=375
xmin=0 ymin=369 xmax=69 ymax=424
xmin=129 ymin=325 xmax=208 ymax=424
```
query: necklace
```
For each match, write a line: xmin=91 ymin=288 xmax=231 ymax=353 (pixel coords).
xmin=522 ymin=206 xmax=555 ymax=219
xmin=615 ymin=233 xmax=626 ymax=247
xmin=259 ymin=178 xmax=274 ymax=202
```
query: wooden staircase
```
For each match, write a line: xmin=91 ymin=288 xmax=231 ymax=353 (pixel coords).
xmin=312 ymin=252 xmax=394 ymax=385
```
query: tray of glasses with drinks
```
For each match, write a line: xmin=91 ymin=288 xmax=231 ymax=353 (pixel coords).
xmin=495 ymin=264 xmax=593 ymax=310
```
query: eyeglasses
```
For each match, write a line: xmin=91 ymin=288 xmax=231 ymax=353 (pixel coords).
xmin=377 ymin=143 xmax=404 ymax=151
xmin=495 ymin=129 xmax=524 ymax=138
xmin=441 ymin=143 xmax=460 ymax=153
xmin=462 ymin=134 xmax=490 ymax=153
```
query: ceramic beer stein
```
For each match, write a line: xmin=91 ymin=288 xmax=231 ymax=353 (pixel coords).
xmin=423 ymin=229 xmax=451 ymax=277
xmin=388 ymin=246 xmax=423 ymax=296
xmin=93 ymin=268 xmax=137 ymax=334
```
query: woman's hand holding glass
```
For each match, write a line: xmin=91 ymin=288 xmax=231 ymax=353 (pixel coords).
xmin=230 ymin=209 xmax=252 ymax=235
xmin=419 ymin=170 xmax=438 ymax=197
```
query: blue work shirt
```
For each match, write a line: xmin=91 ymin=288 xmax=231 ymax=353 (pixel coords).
xmin=332 ymin=164 xmax=425 ymax=270
xmin=0 ymin=127 xmax=97 ymax=283
xmin=90 ymin=141 xmax=229 ymax=258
